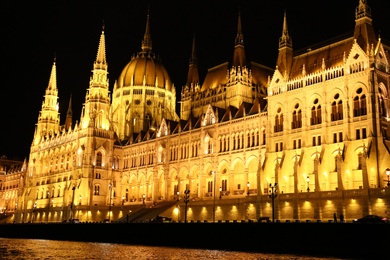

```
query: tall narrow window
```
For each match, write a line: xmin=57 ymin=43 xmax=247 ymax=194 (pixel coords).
xmin=292 ymin=103 xmax=302 ymax=129
xmin=96 ymin=152 xmax=102 ymax=167
xmin=222 ymin=179 xmax=227 ymax=192
xmin=311 ymin=99 xmax=322 ymax=125
xmin=274 ymin=108 xmax=283 ymax=132
xmin=331 ymin=94 xmax=344 ymax=121
xmin=353 ymin=88 xmax=367 ymax=117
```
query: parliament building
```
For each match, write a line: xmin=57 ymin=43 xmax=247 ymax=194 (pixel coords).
xmin=1 ymin=0 xmax=390 ymax=223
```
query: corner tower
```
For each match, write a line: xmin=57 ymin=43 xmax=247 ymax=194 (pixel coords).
xmin=33 ymin=57 xmax=60 ymax=145
xmin=80 ymin=25 xmax=111 ymax=130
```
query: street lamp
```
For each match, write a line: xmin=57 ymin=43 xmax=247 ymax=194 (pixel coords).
xmin=122 ymin=196 xmax=125 ymax=206
xmin=212 ymin=171 xmax=216 ymax=223
xmin=184 ymin=189 xmax=190 ymax=223
xmin=142 ymin=194 xmax=146 ymax=206
xmin=306 ymin=176 xmax=310 ymax=192
xmin=219 ymin=187 xmax=222 ymax=199
xmin=47 ymin=191 xmax=50 ymax=222
xmin=176 ymin=191 xmax=179 ymax=201
xmin=247 ymin=182 xmax=250 ymax=196
xmin=108 ymin=183 xmax=112 ymax=222
xmin=32 ymin=201 xmax=37 ymax=223
xmin=386 ymin=168 xmax=390 ymax=187
xmin=269 ymin=183 xmax=278 ymax=223
xmin=70 ymin=186 xmax=76 ymax=221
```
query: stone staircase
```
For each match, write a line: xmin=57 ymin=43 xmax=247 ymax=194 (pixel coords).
xmin=114 ymin=201 xmax=177 ymax=223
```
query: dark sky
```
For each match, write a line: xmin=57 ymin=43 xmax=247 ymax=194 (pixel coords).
xmin=1 ymin=0 xmax=390 ymax=160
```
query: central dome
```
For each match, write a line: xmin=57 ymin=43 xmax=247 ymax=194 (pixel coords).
xmin=117 ymin=50 xmax=173 ymax=90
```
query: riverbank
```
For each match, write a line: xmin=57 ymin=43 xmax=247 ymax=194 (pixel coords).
xmin=0 ymin=221 xmax=386 ymax=259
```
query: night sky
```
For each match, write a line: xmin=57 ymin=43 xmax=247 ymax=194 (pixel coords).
xmin=1 ymin=0 xmax=390 ymax=160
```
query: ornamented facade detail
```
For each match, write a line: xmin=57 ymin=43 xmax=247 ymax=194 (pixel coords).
xmin=1 ymin=0 xmax=390 ymax=223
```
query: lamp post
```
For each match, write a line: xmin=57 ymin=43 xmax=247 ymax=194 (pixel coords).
xmin=108 ymin=183 xmax=112 ymax=222
xmin=246 ymin=182 xmax=250 ymax=221
xmin=184 ymin=189 xmax=190 ymax=223
xmin=269 ymin=183 xmax=278 ymax=223
xmin=176 ymin=191 xmax=179 ymax=201
xmin=219 ymin=187 xmax=222 ymax=199
xmin=212 ymin=171 xmax=216 ymax=223
xmin=122 ymin=196 xmax=125 ymax=206
xmin=306 ymin=176 xmax=310 ymax=192
xmin=32 ymin=201 xmax=37 ymax=223
xmin=70 ymin=185 xmax=76 ymax=221
xmin=386 ymin=168 xmax=390 ymax=187
xmin=47 ymin=191 xmax=50 ymax=222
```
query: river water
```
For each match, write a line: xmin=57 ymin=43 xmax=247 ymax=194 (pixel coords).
xmin=0 ymin=238 xmax=346 ymax=260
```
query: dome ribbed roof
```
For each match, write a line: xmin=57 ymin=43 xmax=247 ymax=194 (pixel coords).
xmin=117 ymin=51 xmax=173 ymax=90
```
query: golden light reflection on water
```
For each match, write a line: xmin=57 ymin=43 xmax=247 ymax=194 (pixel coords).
xmin=0 ymin=238 xmax=342 ymax=260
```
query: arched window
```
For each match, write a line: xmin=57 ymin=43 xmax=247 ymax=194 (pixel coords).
xmin=96 ymin=152 xmax=102 ymax=167
xmin=331 ymin=93 xmax=343 ymax=121
xmin=353 ymin=88 xmax=367 ymax=117
xmin=94 ymin=185 xmax=100 ymax=195
xmin=274 ymin=108 xmax=283 ymax=132
xmin=311 ymin=99 xmax=322 ymax=125
xmin=292 ymin=103 xmax=302 ymax=129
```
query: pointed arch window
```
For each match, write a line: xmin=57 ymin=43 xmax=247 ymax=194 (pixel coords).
xmin=353 ymin=89 xmax=367 ymax=117
xmin=331 ymin=93 xmax=343 ymax=121
xmin=96 ymin=152 xmax=102 ymax=167
xmin=311 ymin=99 xmax=322 ymax=125
xmin=222 ymin=179 xmax=228 ymax=192
xmin=274 ymin=108 xmax=283 ymax=133
xmin=292 ymin=103 xmax=302 ymax=129
xmin=94 ymin=185 xmax=100 ymax=195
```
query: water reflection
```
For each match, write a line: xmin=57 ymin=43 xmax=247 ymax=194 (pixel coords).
xmin=0 ymin=238 xmax=343 ymax=259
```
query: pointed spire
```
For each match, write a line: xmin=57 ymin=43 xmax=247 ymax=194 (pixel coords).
xmin=94 ymin=21 xmax=107 ymax=70
xmin=356 ymin=0 xmax=371 ymax=20
xmin=48 ymin=55 xmax=58 ymax=91
xmin=276 ymin=10 xmax=293 ymax=79
xmin=232 ymin=9 xmax=246 ymax=68
xmin=234 ymin=9 xmax=244 ymax=46
xmin=279 ymin=10 xmax=292 ymax=49
xmin=141 ymin=6 xmax=152 ymax=52
xmin=354 ymin=0 xmax=376 ymax=51
xmin=65 ymin=94 xmax=73 ymax=131
xmin=186 ymin=34 xmax=199 ymax=86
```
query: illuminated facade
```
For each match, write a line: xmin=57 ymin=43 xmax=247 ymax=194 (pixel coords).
xmin=2 ymin=0 xmax=390 ymax=223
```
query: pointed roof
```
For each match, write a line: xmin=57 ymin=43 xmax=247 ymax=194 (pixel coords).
xmin=232 ymin=10 xmax=246 ymax=68
xmin=354 ymin=0 xmax=377 ymax=49
xmin=47 ymin=56 xmax=58 ymax=91
xmin=186 ymin=34 xmax=200 ymax=86
xmin=279 ymin=10 xmax=292 ymax=49
xmin=280 ymin=1 xmax=379 ymax=80
xmin=94 ymin=22 xmax=107 ymax=70
xmin=64 ymin=94 xmax=73 ymax=131
xmin=141 ymin=6 xmax=152 ymax=52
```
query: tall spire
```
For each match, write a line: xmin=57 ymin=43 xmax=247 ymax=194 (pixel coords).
xmin=80 ymin=24 xmax=110 ymax=130
xmin=34 ymin=56 xmax=60 ymax=144
xmin=279 ymin=10 xmax=292 ymax=49
xmin=47 ymin=54 xmax=58 ymax=92
xmin=356 ymin=0 xmax=371 ymax=20
xmin=354 ymin=0 xmax=376 ymax=50
xmin=64 ymin=94 xmax=73 ymax=131
xmin=141 ymin=6 xmax=152 ymax=52
xmin=94 ymin=21 xmax=107 ymax=71
xmin=232 ymin=10 xmax=246 ymax=68
xmin=276 ymin=10 xmax=293 ymax=79
xmin=186 ymin=34 xmax=199 ymax=86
